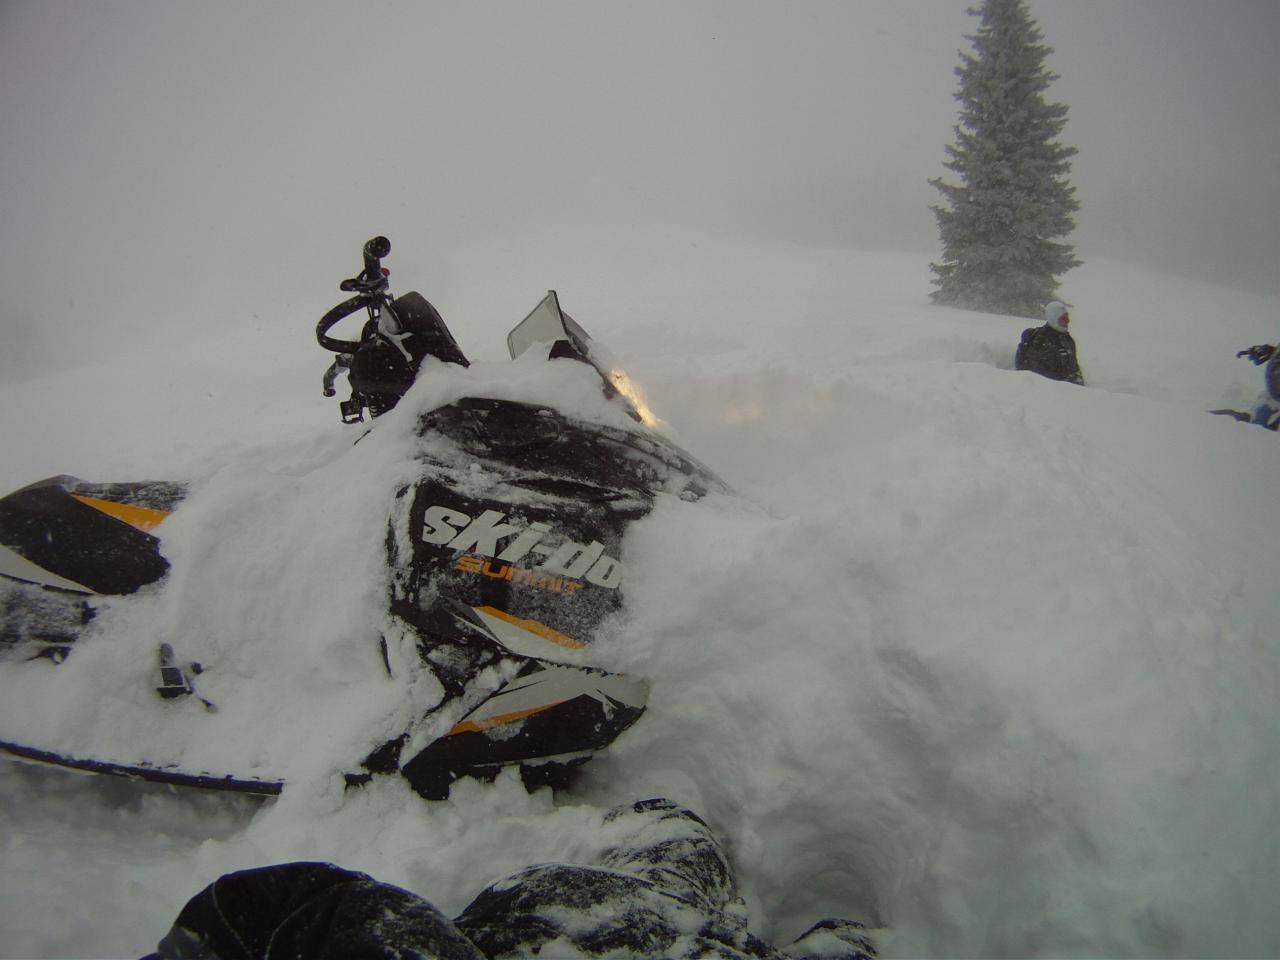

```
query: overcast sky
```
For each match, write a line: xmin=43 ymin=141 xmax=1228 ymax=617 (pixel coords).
xmin=1 ymin=0 xmax=1276 ymax=375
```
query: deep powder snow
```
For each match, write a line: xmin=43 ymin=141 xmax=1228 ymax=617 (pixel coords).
xmin=1 ymin=231 xmax=1277 ymax=958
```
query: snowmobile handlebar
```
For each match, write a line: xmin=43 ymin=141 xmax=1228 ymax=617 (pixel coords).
xmin=338 ymin=236 xmax=392 ymax=296
xmin=316 ymin=294 xmax=375 ymax=354
xmin=317 ymin=237 xmax=395 ymax=353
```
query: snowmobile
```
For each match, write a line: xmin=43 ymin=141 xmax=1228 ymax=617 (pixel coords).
xmin=0 ymin=237 xmax=726 ymax=800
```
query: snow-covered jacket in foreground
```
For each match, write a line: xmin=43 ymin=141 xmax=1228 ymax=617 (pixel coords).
xmin=1015 ymin=324 xmax=1084 ymax=385
xmin=142 ymin=798 xmax=876 ymax=960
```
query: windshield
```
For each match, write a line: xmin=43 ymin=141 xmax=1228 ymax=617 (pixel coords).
xmin=507 ymin=290 xmax=593 ymax=361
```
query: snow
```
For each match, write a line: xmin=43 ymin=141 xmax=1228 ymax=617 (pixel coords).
xmin=1 ymin=227 xmax=1278 ymax=958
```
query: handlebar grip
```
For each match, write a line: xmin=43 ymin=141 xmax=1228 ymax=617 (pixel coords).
xmin=363 ymin=236 xmax=391 ymax=278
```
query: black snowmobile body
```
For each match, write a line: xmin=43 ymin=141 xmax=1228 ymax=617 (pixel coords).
xmin=0 ymin=277 xmax=725 ymax=799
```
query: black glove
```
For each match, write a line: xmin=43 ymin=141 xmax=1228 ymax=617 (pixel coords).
xmin=1236 ymin=344 xmax=1276 ymax=364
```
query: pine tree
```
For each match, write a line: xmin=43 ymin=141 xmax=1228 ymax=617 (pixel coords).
xmin=930 ymin=0 xmax=1080 ymax=318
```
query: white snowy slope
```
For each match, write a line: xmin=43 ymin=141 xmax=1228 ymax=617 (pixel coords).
xmin=1 ymin=229 xmax=1277 ymax=959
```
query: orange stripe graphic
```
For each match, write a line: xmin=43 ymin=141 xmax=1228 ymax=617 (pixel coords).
xmin=476 ymin=606 xmax=586 ymax=649
xmin=72 ymin=495 xmax=171 ymax=532
xmin=447 ymin=700 xmax=567 ymax=736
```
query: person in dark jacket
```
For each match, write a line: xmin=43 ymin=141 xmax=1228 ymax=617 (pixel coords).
xmin=1239 ymin=342 xmax=1280 ymax=429
xmin=141 ymin=798 xmax=876 ymax=960
xmin=1015 ymin=301 xmax=1085 ymax=385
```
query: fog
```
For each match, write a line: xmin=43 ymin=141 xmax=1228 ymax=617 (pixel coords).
xmin=1 ymin=0 xmax=1277 ymax=382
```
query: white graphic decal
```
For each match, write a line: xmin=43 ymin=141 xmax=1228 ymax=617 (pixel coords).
xmin=456 ymin=663 xmax=648 ymax=732
xmin=421 ymin=503 xmax=623 ymax=589
xmin=0 ymin=544 xmax=93 ymax=594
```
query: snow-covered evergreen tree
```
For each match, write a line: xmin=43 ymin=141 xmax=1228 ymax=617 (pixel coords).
xmin=930 ymin=0 xmax=1080 ymax=318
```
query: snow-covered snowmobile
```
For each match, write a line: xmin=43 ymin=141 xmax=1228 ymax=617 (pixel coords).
xmin=0 ymin=237 xmax=725 ymax=800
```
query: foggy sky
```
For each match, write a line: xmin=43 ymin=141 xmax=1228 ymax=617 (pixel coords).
xmin=1 ymin=0 xmax=1277 ymax=377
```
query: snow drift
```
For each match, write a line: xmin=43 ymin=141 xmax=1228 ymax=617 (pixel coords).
xmin=1 ymin=229 xmax=1277 ymax=958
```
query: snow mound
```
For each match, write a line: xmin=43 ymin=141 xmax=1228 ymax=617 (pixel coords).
xmin=2 ymin=232 xmax=1277 ymax=958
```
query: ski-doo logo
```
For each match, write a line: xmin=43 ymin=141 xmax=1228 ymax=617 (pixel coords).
xmin=421 ymin=505 xmax=623 ymax=589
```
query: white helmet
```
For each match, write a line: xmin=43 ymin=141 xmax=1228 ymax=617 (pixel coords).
xmin=1044 ymin=301 xmax=1070 ymax=332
